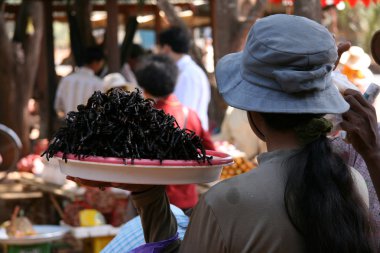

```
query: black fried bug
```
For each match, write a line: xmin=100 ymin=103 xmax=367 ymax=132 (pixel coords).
xmin=42 ymin=88 xmax=212 ymax=163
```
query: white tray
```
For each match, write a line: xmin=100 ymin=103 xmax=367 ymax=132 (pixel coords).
xmin=55 ymin=150 xmax=233 ymax=185
xmin=0 ymin=225 xmax=69 ymax=245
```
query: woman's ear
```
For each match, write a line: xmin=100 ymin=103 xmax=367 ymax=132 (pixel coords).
xmin=247 ymin=111 xmax=266 ymax=142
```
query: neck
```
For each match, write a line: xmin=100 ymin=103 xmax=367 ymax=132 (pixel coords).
xmin=265 ymin=130 xmax=301 ymax=152
xmin=172 ymin=53 xmax=185 ymax=62
xmin=143 ymin=92 xmax=169 ymax=102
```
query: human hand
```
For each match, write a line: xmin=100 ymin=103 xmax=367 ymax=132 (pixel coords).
xmin=67 ymin=176 xmax=155 ymax=193
xmin=334 ymin=42 xmax=351 ymax=70
xmin=340 ymin=89 xmax=380 ymax=160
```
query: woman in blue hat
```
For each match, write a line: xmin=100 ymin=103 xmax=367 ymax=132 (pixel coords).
xmin=72 ymin=14 xmax=379 ymax=252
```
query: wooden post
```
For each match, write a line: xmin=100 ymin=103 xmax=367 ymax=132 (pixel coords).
xmin=154 ymin=7 xmax=161 ymax=43
xmin=45 ymin=0 xmax=58 ymax=138
xmin=37 ymin=0 xmax=57 ymax=139
xmin=211 ymin=0 xmax=238 ymax=61
xmin=9 ymin=1 xmax=44 ymax=155
xmin=74 ymin=0 xmax=95 ymax=48
xmin=35 ymin=20 xmax=48 ymax=138
xmin=105 ymin=0 xmax=120 ymax=72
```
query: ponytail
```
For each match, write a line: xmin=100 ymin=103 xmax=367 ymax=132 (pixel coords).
xmin=260 ymin=113 xmax=376 ymax=253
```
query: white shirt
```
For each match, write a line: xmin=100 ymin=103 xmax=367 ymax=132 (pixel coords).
xmin=175 ymin=55 xmax=210 ymax=130
xmin=54 ymin=67 xmax=104 ymax=117
xmin=120 ymin=63 xmax=138 ymax=87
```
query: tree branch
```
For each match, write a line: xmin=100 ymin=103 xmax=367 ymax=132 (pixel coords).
xmin=156 ymin=0 xmax=187 ymax=30
xmin=0 ymin=9 xmax=15 ymax=129
xmin=231 ymin=0 xmax=266 ymax=51
xmin=0 ymin=7 xmax=12 ymax=68
xmin=23 ymin=1 xmax=43 ymax=102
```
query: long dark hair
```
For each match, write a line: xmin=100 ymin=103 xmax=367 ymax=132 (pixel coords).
xmin=261 ymin=113 xmax=376 ymax=253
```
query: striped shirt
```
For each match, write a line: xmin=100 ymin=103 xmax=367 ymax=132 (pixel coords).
xmin=54 ymin=67 xmax=104 ymax=116
xmin=101 ymin=205 xmax=189 ymax=253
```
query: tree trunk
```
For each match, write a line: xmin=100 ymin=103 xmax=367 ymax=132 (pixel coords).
xmin=230 ymin=0 xmax=266 ymax=52
xmin=74 ymin=0 xmax=95 ymax=49
xmin=212 ymin=0 xmax=239 ymax=61
xmin=209 ymin=0 xmax=266 ymax=129
xmin=37 ymin=0 xmax=57 ymax=139
xmin=0 ymin=1 xmax=43 ymax=156
xmin=67 ymin=0 xmax=96 ymax=67
xmin=213 ymin=0 xmax=266 ymax=61
xmin=105 ymin=0 xmax=120 ymax=72
xmin=294 ymin=0 xmax=322 ymax=23
xmin=0 ymin=11 xmax=14 ymax=130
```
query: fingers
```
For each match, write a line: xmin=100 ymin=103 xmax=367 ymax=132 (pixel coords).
xmin=334 ymin=42 xmax=351 ymax=70
xmin=344 ymin=89 xmax=370 ymax=107
xmin=66 ymin=176 xmax=76 ymax=182
xmin=340 ymin=120 xmax=357 ymax=133
xmin=337 ymin=42 xmax=351 ymax=56
xmin=341 ymin=109 xmax=357 ymax=123
xmin=66 ymin=176 xmax=112 ymax=188
xmin=344 ymin=89 xmax=376 ymax=117
xmin=110 ymin=183 xmax=155 ymax=193
xmin=343 ymin=95 xmax=367 ymax=116
xmin=65 ymin=176 xmax=155 ymax=192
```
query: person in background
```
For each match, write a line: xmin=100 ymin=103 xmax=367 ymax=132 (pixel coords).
xmin=101 ymin=204 xmax=189 ymax=253
xmin=331 ymin=100 xmax=380 ymax=239
xmin=332 ymin=38 xmax=380 ymax=239
xmin=135 ymin=54 xmax=214 ymax=211
xmin=54 ymin=46 xmax=105 ymax=118
xmin=120 ymin=43 xmax=145 ymax=88
xmin=213 ymin=106 xmax=266 ymax=159
xmin=339 ymin=46 xmax=374 ymax=92
xmin=103 ymin=73 xmax=135 ymax=93
xmin=338 ymin=45 xmax=380 ymax=123
xmin=157 ymin=27 xmax=211 ymax=131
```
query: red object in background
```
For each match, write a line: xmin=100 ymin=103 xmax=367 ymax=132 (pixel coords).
xmin=362 ymin=0 xmax=371 ymax=6
xmin=63 ymin=191 xmax=129 ymax=227
xmin=269 ymin=0 xmax=378 ymax=7
xmin=347 ymin=0 xmax=359 ymax=6
xmin=109 ymin=199 xmax=128 ymax=227
xmin=17 ymin=154 xmax=40 ymax=173
xmin=345 ymin=0 xmax=377 ymax=6
xmin=17 ymin=139 xmax=48 ymax=173
xmin=321 ymin=0 xmax=343 ymax=7
xmin=84 ymin=188 xmax=116 ymax=214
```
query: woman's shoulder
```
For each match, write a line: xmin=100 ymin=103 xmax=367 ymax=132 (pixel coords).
xmin=203 ymin=165 xmax=287 ymax=210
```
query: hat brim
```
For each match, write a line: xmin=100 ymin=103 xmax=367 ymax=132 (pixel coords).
xmin=216 ymin=52 xmax=349 ymax=114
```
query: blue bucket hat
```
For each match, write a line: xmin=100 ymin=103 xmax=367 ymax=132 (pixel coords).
xmin=216 ymin=14 xmax=349 ymax=114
